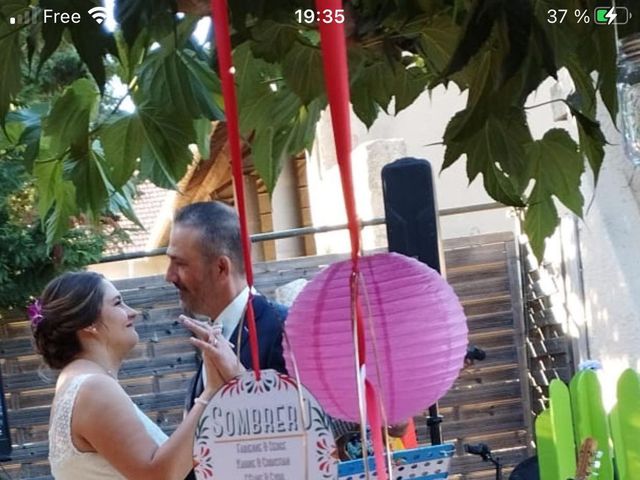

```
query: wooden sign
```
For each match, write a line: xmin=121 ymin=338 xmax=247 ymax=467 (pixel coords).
xmin=193 ymin=369 xmax=338 ymax=480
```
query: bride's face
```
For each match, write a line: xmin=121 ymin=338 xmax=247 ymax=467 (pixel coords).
xmin=94 ymin=280 xmax=140 ymax=352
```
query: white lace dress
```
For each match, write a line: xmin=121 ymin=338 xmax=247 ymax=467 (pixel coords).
xmin=49 ymin=374 xmax=169 ymax=479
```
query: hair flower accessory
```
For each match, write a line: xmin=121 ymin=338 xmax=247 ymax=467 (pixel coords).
xmin=27 ymin=299 xmax=44 ymax=328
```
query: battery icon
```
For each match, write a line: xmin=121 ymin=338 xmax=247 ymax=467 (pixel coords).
xmin=594 ymin=6 xmax=631 ymax=25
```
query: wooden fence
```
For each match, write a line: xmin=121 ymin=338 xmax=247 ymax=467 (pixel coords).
xmin=0 ymin=232 xmax=532 ymax=479
xmin=520 ymin=242 xmax=575 ymax=416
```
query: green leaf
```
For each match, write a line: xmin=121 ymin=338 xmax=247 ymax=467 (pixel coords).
xmin=235 ymin=42 xmax=279 ymax=97
xmin=350 ymin=58 xmax=397 ymax=124
xmin=526 ymin=128 xmax=584 ymax=217
xmin=43 ymin=79 xmax=99 ymax=156
xmin=566 ymin=56 xmax=597 ymax=118
xmin=37 ymin=21 xmax=64 ymax=73
xmin=286 ymin=98 xmax=324 ymax=155
xmin=234 ymin=43 xmax=302 ymax=136
xmin=194 ymin=118 xmax=213 ymax=160
xmin=250 ymin=20 xmax=298 ymax=62
xmin=465 ymin=112 xmax=530 ymax=193
xmin=1 ymin=114 xmax=26 ymax=146
xmin=114 ymin=27 xmax=153 ymax=84
xmin=109 ymin=180 xmax=143 ymax=228
xmin=442 ymin=141 xmax=465 ymax=172
xmin=137 ymin=50 xmax=197 ymax=118
xmin=281 ymin=41 xmax=325 ymax=105
xmin=442 ymin=0 xmax=501 ymax=78
xmin=100 ymin=113 xmax=143 ymax=188
xmin=394 ymin=66 xmax=428 ymax=114
xmin=418 ymin=15 xmax=461 ymax=76
xmin=442 ymin=105 xmax=494 ymax=172
xmin=68 ymin=13 xmax=115 ymax=93
xmin=114 ymin=0 xmax=177 ymax=46
xmin=533 ymin=0 xmax=579 ymax=66
xmin=248 ymin=97 xmax=323 ymax=195
xmin=137 ymin=103 xmax=195 ymax=188
xmin=178 ymin=50 xmax=224 ymax=121
xmin=45 ymin=179 xmax=77 ymax=245
xmin=500 ymin=0 xmax=533 ymax=84
xmin=565 ymin=100 xmax=607 ymax=184
xmin=0 ymin=1 xmax=25 ymax=125
xmin=251 ymin=126 xmax=277 ymax=192
xmin=482 ymin=163 xmax=527 ymax=207
xmin=443 ymin=102 xmax=492 ymax=146
xmin=68 ymin=150 xmax=109 ymax=219
xmin=165 ymin=15 xmax=200 ymax=48
xmin=351 ymin=83 xmax=379 ymax=129
xmin=137 ymin=47 xmax=224 ymax=121
xmin=38 ymin=0 xmax=115 ymax=92
xmin=368 ymin=60 xmax=397 ymax=112
xmin=7 ymin=106 xmax=45 ymax=170
xmin=443 ymin=108 xmax=532 ymax=207
xmin=524 ymin=196 xmax=558 ymax=261
xmin=530 ymin=16 xmax=557 ymax=79
xmin=466 ymin=51 xmax=492 ymax=107
xmin=34 ymin=159 xmax=61 ymax=220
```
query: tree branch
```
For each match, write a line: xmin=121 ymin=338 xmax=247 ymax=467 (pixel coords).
xmin=524 ymin=99 xmax=565 ymax=110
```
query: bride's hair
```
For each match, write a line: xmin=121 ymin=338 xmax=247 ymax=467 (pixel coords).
xmin=32 ymin=271 xmax=105 ymax=369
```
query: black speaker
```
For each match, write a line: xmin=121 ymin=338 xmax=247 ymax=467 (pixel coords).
xmin=381 ymin=157 xmax=444 ymax=445
xmin=381 ymin=158 xmax=444 ymax=274
xmin=0 ymin=369 xmax=11 ymax=461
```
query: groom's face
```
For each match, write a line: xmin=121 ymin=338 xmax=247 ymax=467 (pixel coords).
xmin=166 ymin=225 xmax=217 ymax=316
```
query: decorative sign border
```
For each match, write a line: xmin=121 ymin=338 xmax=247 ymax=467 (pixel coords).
xmin=194 ymin=369 xmax=338 ymax=480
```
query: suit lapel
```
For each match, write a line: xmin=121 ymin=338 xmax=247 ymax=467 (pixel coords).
xmin=234 ymin=295 xmax=268 ymax=368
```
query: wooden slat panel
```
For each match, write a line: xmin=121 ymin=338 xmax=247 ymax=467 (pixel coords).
xmin=440 ymin=380 xmax=522 ymax=407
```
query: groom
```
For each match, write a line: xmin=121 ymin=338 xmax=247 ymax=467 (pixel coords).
xmin=165 ymin=201 xmax=288 ymax=412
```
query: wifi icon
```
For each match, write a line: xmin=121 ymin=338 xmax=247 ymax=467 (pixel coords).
xmin=88 ymin=6 xmax=107 ymax=24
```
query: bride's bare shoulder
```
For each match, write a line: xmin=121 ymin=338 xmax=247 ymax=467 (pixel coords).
xmin=55 ymin=361 xmax=120 ymax=395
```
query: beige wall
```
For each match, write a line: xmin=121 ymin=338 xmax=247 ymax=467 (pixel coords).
xmin=306 ymin=80 xmax=568 ymax=254
xmin=89 ymin=255 xmax=169 ymax=281
xmin=576 ymin=100 xmax=640 ymax=409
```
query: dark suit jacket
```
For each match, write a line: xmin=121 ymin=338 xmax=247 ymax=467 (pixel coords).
xmin=184 ymin=294 xmax=288 ymax=411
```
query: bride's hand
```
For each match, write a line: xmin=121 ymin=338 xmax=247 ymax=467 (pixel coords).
xmin=178 ymin=314 xmax=220 ymax=342
xmin=180 ymin=317 xmax=245 ymax=391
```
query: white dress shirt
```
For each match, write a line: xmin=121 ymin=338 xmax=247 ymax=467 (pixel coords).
xmin=213 ymin=286 xmax=251 ymax=340
xmin=202 ymin=286 xmax=252 ymax=388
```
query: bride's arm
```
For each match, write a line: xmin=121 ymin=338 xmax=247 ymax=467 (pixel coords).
xmin=73 ymin=330 xmax=241 ymax=480
xmin=73 ymin=374 xmax=213 ymax=480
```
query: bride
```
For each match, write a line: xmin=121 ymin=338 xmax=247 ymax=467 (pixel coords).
xmin=31 ymin=271 xmax=243 ymax=479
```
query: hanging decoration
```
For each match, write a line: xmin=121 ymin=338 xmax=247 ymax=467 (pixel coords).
xmin=283 ymin=252 xmax=468 ymax=423
xmin=204 ymin=2 xmax=339 ymax=479
xmin=209 ymin=0 xmax=261 ymax=375
xmin=312 ymin=0 xmax=390 ymax=477
xmin=296 ymin=1 xmax=468 ymax=477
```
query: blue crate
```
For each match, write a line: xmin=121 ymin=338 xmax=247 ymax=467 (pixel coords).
xmin=338 ymin=443 xmax=455 ymax=480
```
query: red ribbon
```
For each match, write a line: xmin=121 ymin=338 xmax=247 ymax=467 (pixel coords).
xmin=315 ymin=1 xmax=388 ymax=478
xmin=316 ymin=0 xmax=360 ymax=268
xmin=210 ymin=0 xmax=261 ymax=379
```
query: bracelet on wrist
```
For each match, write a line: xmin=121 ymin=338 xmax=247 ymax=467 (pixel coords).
xmin=194 ymin=396 xmax=211 ymax=407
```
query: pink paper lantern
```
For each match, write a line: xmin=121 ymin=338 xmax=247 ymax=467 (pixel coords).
xmin=283 ymin=252 xmax=468 ymax=424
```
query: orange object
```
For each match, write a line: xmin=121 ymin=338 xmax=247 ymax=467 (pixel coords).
xmin=400 ymin=418 xmax=418 ymax=449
